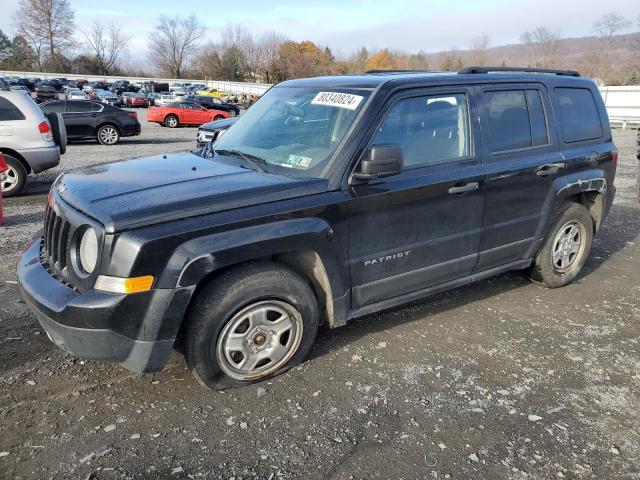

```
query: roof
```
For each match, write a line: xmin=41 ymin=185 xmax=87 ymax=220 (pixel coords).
xmin=278 ymin=68 xmax=591 ymax=90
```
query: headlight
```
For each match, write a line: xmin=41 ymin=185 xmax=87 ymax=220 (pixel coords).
xmin=78 ymin=227 xmax=98 ymax=274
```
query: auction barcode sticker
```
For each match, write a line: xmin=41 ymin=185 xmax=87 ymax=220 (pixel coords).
xmin=311 ymin=92 xmax=364 ymax=110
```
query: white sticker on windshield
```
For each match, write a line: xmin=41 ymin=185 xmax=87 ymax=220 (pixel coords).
xmin=311 ymin=92 xmax=364 ymax=110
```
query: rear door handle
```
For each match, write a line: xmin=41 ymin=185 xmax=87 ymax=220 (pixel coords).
xmin=535 ymin=163 xmax=565 ymax=177
xmin=448 ymin=182 xmax=479 ymax=194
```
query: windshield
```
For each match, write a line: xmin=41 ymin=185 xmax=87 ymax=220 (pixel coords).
xmin=214 ymin=86 xmax=370 ymax=177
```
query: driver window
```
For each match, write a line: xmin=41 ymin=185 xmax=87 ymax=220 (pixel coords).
xmin=372 ymin=93 xmax=471 ymax=167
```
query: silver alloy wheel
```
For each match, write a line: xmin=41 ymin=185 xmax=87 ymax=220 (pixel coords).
xmin=216 ymin=300 xmax=304 ymax=381
xmin=99 ymin=126 xmax=119 ymax=145
xmin=166 ymin=116 xmax=178 ymax=127
xmin=1 ymin=165 xmax=19 ymax=193
xmin=229 ymin=109 xmax=236 ymax=117
xmin=552 ymin=220 xmax=586 ymax=273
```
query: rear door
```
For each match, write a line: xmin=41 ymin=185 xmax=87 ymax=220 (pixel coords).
xmin=475 ymin=84 xmax=564 ymax=271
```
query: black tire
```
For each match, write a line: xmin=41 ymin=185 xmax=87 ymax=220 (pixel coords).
xmin=183 ymin=262 xmax=319 ymax=390
xmin=1 ymin=154 xmax=28 ymax=197
xmin=214 ymin=115 xmax=224 ymax=121
xmin=165 ymin=115 xmax=179 ymax=128
xmin=529 ymin=202 xmax=594 ymax=288
xmin=46 ymin=112 xmax=67 ymax=155
xmin=97 ymin=124 xmax=120 ymax=145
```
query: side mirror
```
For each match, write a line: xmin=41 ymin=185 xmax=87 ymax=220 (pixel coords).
xmin=352 ymin=144 xmax=404 ymax=182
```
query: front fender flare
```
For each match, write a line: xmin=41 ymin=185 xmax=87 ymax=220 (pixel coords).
xmin=158 ymin=218 xmax=342 ymax=293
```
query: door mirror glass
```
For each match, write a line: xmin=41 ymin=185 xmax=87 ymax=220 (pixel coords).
xmin=352 ymin=144 xmax=404 ymax=182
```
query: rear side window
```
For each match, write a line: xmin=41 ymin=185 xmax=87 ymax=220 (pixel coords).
xmin=42 ymin=102 xmax=65 ymax=114
xmin=66 ymin=101 xmax=93 ymax=113
xmin=0 ymin=97 xmax=25 ymax=121
xmin=555 ymin=88 xmax=602 ymax=143
xmin=485 ymin=90 xmax=549 ymax=152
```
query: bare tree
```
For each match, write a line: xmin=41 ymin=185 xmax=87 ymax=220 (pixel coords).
xmin=256 ymin=31 xmax=287 ymax=83
xmin=13 ymin=0 xmax=75 ymax=71
xmin=470 ymin=35 xmax=490 ymax=66
xmin=520 ymin=26 xmax=561 ymax=67
xmin=148 ymin=15 xmax=204 ymax=78
xmin=83 ymin=21 xmax=129 ymax=75
xmin=587 ymin=12 xmax=632 ymax=81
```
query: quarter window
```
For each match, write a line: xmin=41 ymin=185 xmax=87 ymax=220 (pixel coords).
xmin=42 ymin=102 xmax=65 ymax=114
xmin=66 ymin=101 xmax=93 ymax=113
xmin=555 ymin=88 xmax=602 ymax=143
xmin=372 ymin=93 xmax=471 ymax=167
xmin=485 ymin=89 xmax=550 ymax=152
xmin=0 ymin=97 xmax=25 ymax=121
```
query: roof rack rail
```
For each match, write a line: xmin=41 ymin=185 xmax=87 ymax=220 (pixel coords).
xmin=458 ymin=66 xmax=581 ymax=77
xmin=364 ymin=70 xmax=440 ymax=74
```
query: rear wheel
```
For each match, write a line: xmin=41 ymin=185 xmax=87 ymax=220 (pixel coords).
xmin=165 ymin=115 xmax=179 ymax=128
xmin=529 ymin=202 xmax=594 ymax=288
xmin=214 ymin=115 xmax=224 ymax=121
xmin=229 ymin=110 xmax=237 ymax=117
xmin=97 ymin=125 xmax=120 ymax=145
xmin=1 ymin=154 xmax=28 ymax=197
xmin=183 ymin=262 xmax=319 ymax=390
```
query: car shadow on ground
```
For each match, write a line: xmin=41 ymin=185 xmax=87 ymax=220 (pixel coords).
xmin=310 ymin=270 xmax=531 ymax=361
xmin=1 ymin=211 xmax=45 ymax=227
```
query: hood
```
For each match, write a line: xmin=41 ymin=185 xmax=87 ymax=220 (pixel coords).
xmin=55 ymin=152 xmax=328 ymax=234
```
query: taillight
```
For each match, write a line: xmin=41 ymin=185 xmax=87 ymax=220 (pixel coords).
xmin=38 ymin=120 xmax=53 ymax=142
xmin=610 ymin=150 xmax=618 ymax=167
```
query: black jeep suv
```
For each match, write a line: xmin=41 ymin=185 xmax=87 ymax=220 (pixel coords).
xmin=17 ymin=67 xmax=617 ymax=390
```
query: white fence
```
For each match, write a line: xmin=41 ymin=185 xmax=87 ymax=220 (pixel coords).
xmin=599 ymin=86 xmax=640 ymax=130
xmin=0 ymin=70 xmax=272 ymax=95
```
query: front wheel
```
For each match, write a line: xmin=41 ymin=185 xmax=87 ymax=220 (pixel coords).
xmin=165 ymin=115 xmax=179 ymax=128
xmin=183 ymin=262 xmax=319 ymax=390
xmin=213 ymin=115 xmax=225 ymax=121
xmin=229 ymin=109 xmax=237 ymax=117
xmin=97 ymin=125 xmax=120 ymax=145
xmin=529 ymin=202 xmax=594 ymax=288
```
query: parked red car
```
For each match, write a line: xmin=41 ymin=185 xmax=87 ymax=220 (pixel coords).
xmin=147 ymin=101 xmax=229 ymax=128
xmin=127 ymin=93 xmax=149 ymax=108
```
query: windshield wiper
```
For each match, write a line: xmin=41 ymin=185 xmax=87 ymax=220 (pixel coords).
xmin=214 ymin=149 xmax=267 ymax=173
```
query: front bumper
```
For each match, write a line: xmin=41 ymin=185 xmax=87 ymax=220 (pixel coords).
xmin=17 ymin=145 xmax=60 ymax=173
xmin=17 ymin=239 xmax=193 ymax=373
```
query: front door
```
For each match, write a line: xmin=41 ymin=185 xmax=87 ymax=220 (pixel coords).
xmin=348 ymin=89 xmax=485 ymax=309
xmin=64 ymin=101 xmax=97 ymax=138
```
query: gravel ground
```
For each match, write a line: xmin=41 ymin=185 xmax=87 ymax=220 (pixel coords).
xmin=0 ymin=123 xmax=639 ymax=480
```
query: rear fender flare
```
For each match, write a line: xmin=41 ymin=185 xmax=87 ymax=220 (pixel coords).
xmin=537 ymin=170 xmax=607 ymax=240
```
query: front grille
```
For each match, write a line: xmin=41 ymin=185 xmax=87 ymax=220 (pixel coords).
xmin=42 ymin=204 xmax=72 ymax=281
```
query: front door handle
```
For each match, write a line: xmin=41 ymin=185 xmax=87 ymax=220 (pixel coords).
xmin=536 ymin=163 xmax=565 ymax=177
xmin=448 ymin=182 xmax=479 ymax=194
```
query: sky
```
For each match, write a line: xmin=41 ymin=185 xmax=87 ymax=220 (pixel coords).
xmin=1 ymin=0 xmax=638 ymax=60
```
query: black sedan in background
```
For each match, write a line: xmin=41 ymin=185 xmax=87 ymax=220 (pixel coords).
xmin=40 ymin=100 xmax=141 ymax=145
xmin=183 ymin=95 xmax=241 ymax=117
